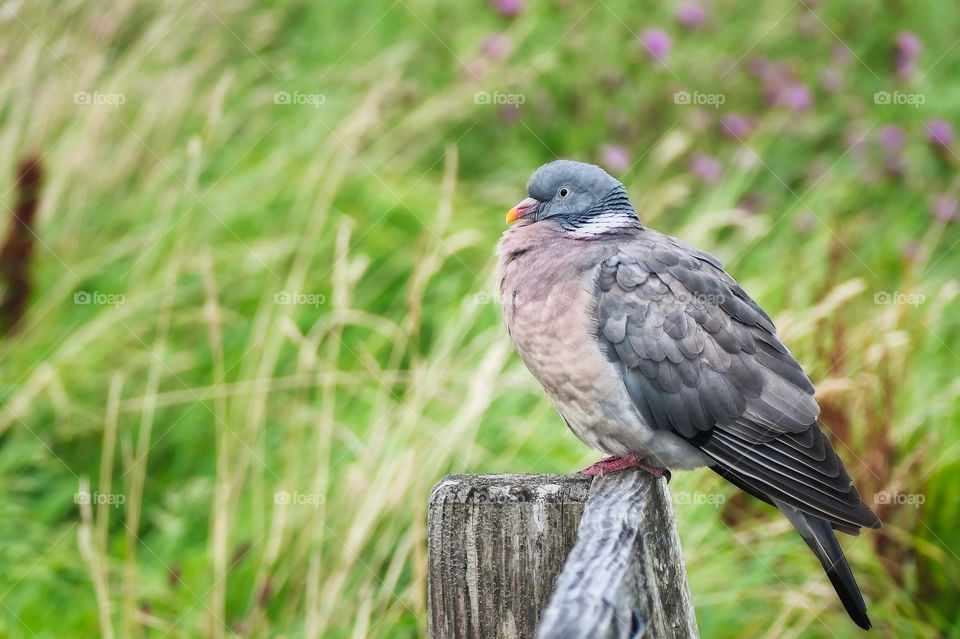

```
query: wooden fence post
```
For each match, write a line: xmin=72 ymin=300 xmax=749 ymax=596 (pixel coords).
xmin=427 ymin=470 xmax=699 ymax=639
xmin=428 ymin=473 xmax=592 ymax=639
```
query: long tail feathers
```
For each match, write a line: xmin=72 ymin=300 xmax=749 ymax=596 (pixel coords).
xmin=775 ymin=499 xmax=872 ymax=630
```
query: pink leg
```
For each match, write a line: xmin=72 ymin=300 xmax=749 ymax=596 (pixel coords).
xmin=580 ymin=453 xmax=669 ymax=480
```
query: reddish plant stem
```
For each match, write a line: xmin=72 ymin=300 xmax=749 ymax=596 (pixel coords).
xmin=0 ymin=157 xmax=43 ymax=335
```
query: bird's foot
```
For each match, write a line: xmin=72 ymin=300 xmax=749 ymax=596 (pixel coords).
xmin=580 ymin=453 xmax=670 ymax=481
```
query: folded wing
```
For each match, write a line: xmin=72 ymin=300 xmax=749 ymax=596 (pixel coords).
xmin=595 ymin=232 xmax=880 ymax=532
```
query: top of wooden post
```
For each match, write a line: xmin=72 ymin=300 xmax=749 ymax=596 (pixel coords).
xmin=429 ymin=472 xmax=593 ymax=505
xmin=427 ymin=470 xmax=699 ymax=639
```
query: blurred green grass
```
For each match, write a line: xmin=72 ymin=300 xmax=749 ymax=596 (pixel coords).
xmin=0 ymin=0 xmax=958 ymax=637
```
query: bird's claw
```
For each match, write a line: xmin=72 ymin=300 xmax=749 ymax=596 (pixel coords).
xmin=580 ymin=453 xmax=670 ymax=481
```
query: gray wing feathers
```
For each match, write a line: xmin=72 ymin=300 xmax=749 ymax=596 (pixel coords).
xmin=596 ymin=234 xmax=880 ymax=531
xmin=598 ymin=241 xmax=809 ymax=432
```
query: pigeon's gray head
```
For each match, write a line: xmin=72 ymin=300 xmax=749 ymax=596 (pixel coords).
xmin=506 ymin=160 xmax=639 ymax=234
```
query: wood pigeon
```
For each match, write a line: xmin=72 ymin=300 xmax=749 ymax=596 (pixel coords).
xmin=496 ymin=160 xmax=881 ymax=629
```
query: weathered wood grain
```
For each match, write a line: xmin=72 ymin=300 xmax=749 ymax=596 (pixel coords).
xmin=537 ymin=470 xmax=699 ymax=639
xmin=428 ymin=473 xmax=592 ymax=639
xmin=427 ymin=471 xmax=698 ymax=639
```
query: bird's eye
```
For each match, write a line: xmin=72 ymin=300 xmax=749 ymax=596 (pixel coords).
xmin=557 ymin=186 xmax=571 ymax=198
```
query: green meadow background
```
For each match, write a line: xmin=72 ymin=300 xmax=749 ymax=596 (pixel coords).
xmin=0 ymin=1 xmax=958 ymax=637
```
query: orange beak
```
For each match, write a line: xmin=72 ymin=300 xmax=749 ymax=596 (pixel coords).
xmin=506 ymin=197 xmax=541 ymax=223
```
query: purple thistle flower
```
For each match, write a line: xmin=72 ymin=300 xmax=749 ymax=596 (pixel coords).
xmin=482 ymin=33 xmax=510 ymax=60
xmin=931 ymin=195 xmax=959 ymax=223
xmin=720 ymin=114 xmax=751 ymax=138
xmin=895 ymin=31 xmax=923 ymax=58
xmin=926 ymin=119 xmax=955 ymax=148
xmin=752 ymin=59 xmax=794 ymax=84
xmin=747 ymin=57 xmax=773 ymax=78
xmin=641 ymin=28 xmax=672 ymax=62
xmin=779 ymin=83 xmax=812 ymax=111
xmin=599 ymin=145 xmax=631 ymax=172
xmin=762 ymin=84 xmax=780 ymax=106
xmin=490 ymin=0 xmax=523 ymax=17
xmin=688 ymin=153 xmax=723 ymax=183
xmin=877 ymin=125 xmax=906 ymax=151
xmin=894 ymin=31 xmax=922 ymax=78
xmin=675 ymin=2 xmax=707 ymax=29
xmin=895 ymin=58 xmax=917 ymax=78
xmin=755 ymin=61 xmax=811 ymax=110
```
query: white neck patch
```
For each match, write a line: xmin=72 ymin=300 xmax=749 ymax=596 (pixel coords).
xmin=569 ymin=212 xmax=637 ymax=238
